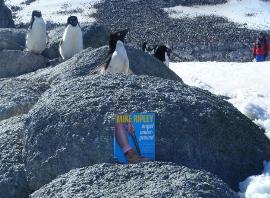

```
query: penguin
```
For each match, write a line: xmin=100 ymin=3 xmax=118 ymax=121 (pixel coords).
xmin=154 ymin=45 xmax=171 ymax=67
xmin=100 ymin=28 xmax=131 ymax=74
xmin=59 ymin=16 xmax=83 ymax=60
xmin=25 ymin=10 xmax=47 ymax=54
xmin=142 ymin=42 xmax=157 ymax=55
xmin=104 ymin=40 xmax=129 ymax=74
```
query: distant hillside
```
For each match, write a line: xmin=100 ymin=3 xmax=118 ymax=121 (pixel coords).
xmin=94 ymin=0 xmax=265 ymax=62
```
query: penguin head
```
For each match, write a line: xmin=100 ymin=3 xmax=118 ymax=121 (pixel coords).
xmin=32 ymin=10 xmax=42 ymax=18
xmin=109 ymin=28 xmax=129 ymax=54
xmin=67 ymin=16 xmax=79 ymax=27
xmin=29 ymin=10 xmax=42 ymax=29
xmin=154 ymin=45 xmax=171 ymax=62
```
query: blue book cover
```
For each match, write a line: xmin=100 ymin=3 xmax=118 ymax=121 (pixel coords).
xmin=114 ymin=112 xmax=156 ymax=164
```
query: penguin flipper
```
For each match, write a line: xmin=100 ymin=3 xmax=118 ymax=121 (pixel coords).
xmin=46 ymin=32 xmax=49 ymax=46
xmin=104 ymin=56 xmax=112 ymax=70
xmin=59 ymin=39 xmax=63 ymax=47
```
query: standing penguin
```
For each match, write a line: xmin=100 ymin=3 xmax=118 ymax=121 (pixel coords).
xmin=154 ymin=45 xmax=171 ymax=67
xmin=100 ymin=29 xmax=131 ymax=74
xmin=26 ymin=10 xmax=47 ymax=54
xmin=59 ymin=16 xmax=83 ymax=60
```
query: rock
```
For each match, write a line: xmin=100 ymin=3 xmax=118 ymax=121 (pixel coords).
xmin=0 ymin=50 xmax=48 ymax=78
xmin=45 ymin=46 xmax=182 ymax=83
xmin=23 ymin=74 xmax=270 ymax=191
xmin=0 ymin=77 xmax=49 ymax=121
xmin=41 ymin=26 xmax=64 ymax=60
xmin=82 ymin=23 xmax=110 ymax=49
xmin=0 ymin=28 xmax=27 ymax=50
xmin=0 ymin=1 xmax=15 ymax=28
xmin=30 ymin=162 xmax=237 ymax=198
xmin=42 ymin=23 xmax=110 ymax=60
xmin=0 ymin=116 xmax=30 ymax=198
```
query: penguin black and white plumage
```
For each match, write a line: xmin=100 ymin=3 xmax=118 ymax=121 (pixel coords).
xmin=26 ymin=10 xmax=47 ymax=54
xmin=59 ymin=16 xmax=83 ymax=60
xmin=142 ymin=42 xmax=157 ymax=55
xmin=154 ymin=45 xmax=171 ymax=67
xmin=100 ymin=29 xmax=131 ymax=74
xmin=105 ymin=40 xmax=129 ymax=74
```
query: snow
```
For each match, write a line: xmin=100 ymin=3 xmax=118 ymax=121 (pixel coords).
xmin=238 ymin=161 xmax=270 ymax=198
xmin=164 ymin=0 xmax=270 ymax=30
xmin=170 ymin=61 xmax=270 ymax=138
xmin=5 ymin=0 xmax=100 ymax=24
xmin=170 ymin=61 xmax=270 ymax=197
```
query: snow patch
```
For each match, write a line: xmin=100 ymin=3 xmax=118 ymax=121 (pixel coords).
xmin=164 ymin=0 xmax=270 ymax=30
xmin=5 ymin=0 xmax=100 ymax=24
xmin=238 ymin=161 xmax=270 ymax=198
xmin=170 ymin=61 xmax=270 ymax=197
xmin=170 ymin=61 xmax=270 ymax=137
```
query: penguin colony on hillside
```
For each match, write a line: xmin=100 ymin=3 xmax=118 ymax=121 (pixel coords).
xmin=25 ymin=10 xmax=172 ymax=74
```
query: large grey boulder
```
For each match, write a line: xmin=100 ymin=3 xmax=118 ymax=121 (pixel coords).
xmin=45 ymin=46 xmax=182 ymax=83
xmin=41 ymin=26 xmax=64 ymax=60
xmin=82 ymin=23 xmax=110 ymax=49
xmin=0 ymin=50 xmax=48 ymax=78
xmin=0 ymin=28 xmax=27 ymax=50
xmin=42 ymin=23 xmax=110 ymax=59
xmin=0 ymin=78 xmax=49 ymax=121
xmin=30 ymin=162 xmax=237 ymax=198
xmin=0 ymin=0 xmax=14 ymax=28
xmin=23 ymin=74 xmax=270 ymax=191
xmin=0 ymin=116 xmax=30 ymax=198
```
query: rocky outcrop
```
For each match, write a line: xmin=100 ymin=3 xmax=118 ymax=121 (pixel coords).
xmin=0 ymin=0 xmax=15 ymax=28
xmin=82 ymin=23 xmax=110 ymax=49
xmin=0 ymin=50 xmax=48 ymax=78
xmin=30 ymin=162 xmax=237 ymax=198
xmin=42 ymin=23 xmax=110 ymax=59
xmin=41 ymin=26 xmax=64 ymax=60
xmin=23 ymin=74 xmax=270 ymax=191
xmin=0 ymin=77 xmax=49 ymax=121
xmin=0 ymin=116 xmax=30 ymax=198
xmin=0 ymin=28 xmax=26 ymax=50
xmin=43 ymin=46 xmax=182 ymax=83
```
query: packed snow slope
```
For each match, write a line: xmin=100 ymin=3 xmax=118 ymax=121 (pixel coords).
xmin=170 ymin=61 xmax=270 ymax=198
xmin=170 ymin=61 xmax=270 ymax=138
xmin=5 ymin=0 xmax=99 ymax=24
xmin=165 ymin=0 xmax=270 ymax=30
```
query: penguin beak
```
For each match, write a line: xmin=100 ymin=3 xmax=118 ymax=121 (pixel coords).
xmin=121 ymin=28 xmax=130 ymax=38
xmin=118 ymin=28 xmax=129 ymax=42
